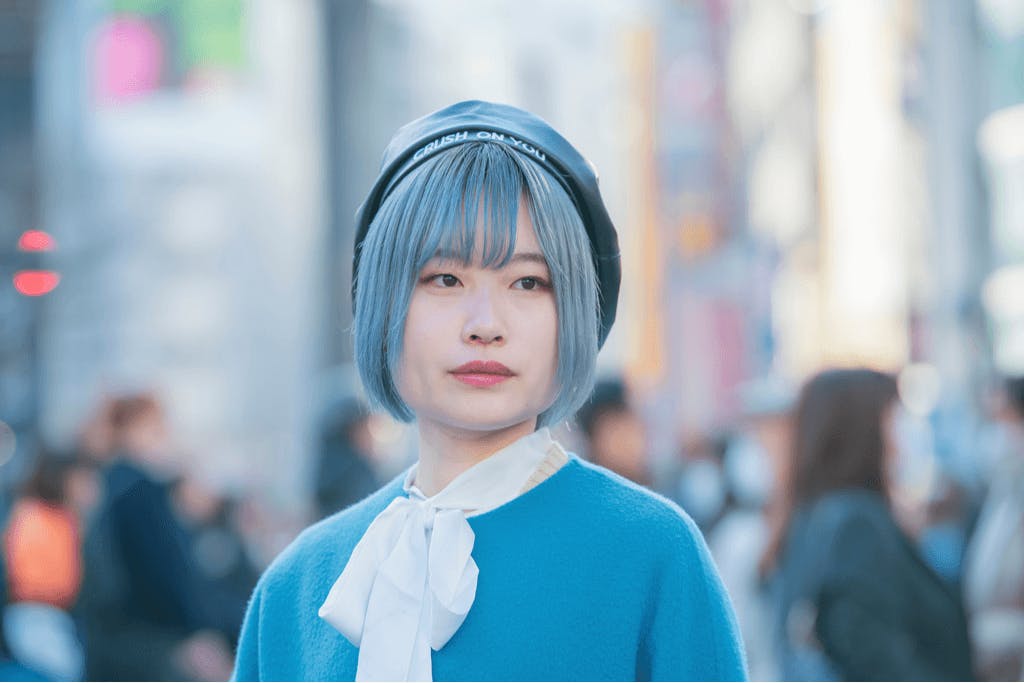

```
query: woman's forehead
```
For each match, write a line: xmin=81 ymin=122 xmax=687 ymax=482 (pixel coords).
xmin=429 ymin=208 xmax=543 ymax=263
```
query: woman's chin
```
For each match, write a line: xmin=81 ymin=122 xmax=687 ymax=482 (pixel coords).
xmin=417 ymin=407 xmax=539 ymax=435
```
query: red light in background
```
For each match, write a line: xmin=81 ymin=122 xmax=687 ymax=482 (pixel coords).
xmin=17 ymin=230 xmax=57 ymax=252
xmin=13 ymin=271 xmax=61 ymax=296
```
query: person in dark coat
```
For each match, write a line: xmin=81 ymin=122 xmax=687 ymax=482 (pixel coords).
xmin=171 ymin=476 xmax=261 ymax=649
xmin=762 ymin=368 xmax=973 ymax=681
xmin=312 ymin=398 xmax=380 ymax=520
xmin=78 ymin=394 xmax=233 ymax=681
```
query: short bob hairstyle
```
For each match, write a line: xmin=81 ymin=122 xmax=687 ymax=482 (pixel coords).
xmin=354 ymin=141 xmax=599 ymax=427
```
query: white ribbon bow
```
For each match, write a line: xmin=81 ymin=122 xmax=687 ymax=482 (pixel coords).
xmin=319 ymin=428 xmax=556 ymax=682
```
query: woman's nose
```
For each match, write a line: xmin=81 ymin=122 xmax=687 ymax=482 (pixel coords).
xmin=461 ymin=289 xmax=506 ymax=345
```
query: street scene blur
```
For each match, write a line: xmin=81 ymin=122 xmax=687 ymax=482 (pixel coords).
xmin=1 ymin=0 xmax=1024 ymax=680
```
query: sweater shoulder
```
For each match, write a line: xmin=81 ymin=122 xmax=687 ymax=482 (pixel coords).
xmin=561 ymin=457 xmax=706 ymax=553
xmin=557 ymin=459 xmax=744 ymax=680
xmin=571 ymin=457 xmax=695 ymax=521
xmin=258 ymin=473 xmax=407 ymax=593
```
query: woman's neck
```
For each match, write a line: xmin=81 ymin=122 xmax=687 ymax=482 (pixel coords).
xmin=414 ymin=418 xmax=537 ymax=497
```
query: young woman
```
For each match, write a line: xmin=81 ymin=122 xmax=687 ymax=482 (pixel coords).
xmin=233 ymin=100 xmax=746 ymax=682
xmin=763 ymin=368 xmax=972 ymax=681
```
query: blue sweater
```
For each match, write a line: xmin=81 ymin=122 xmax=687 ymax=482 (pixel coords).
xmin=233 ymin=455 xmax=747 ymax=681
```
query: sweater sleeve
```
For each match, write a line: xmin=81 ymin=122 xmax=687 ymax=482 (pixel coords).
xmin=638 ymin=513 xmax=748 ymax=681
xmin=232 ymin=581 xmax=263 ymax=682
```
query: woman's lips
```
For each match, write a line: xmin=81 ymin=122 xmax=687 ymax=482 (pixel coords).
xmin=450 ymin=361 xmax=514 ymax=387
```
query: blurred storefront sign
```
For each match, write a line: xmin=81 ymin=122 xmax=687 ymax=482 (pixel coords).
xmin=95 ymin=0 xmax=244 ymax=103
xmin=725 ymin=0 xmax=817 ymax=393
xmin=815 ymin=0 xmax=911 ymax=370
xmin=977 ymin=0 xmax=1024 ymax=375
xmin=622 ymin=26 xmax=665 ymax=391
xmin=647 ymin=0 xmax=744 ymax=433
xmin=979 ymin=104 xmax=1024 ymax=267
xmin=979 ymin=104 xmax=1024 ymax=374
xmin=982 ymin=264 xmax=1024 ymax=374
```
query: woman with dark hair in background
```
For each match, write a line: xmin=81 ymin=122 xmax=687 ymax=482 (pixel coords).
xmin=764 ymin=368 xmax=973 ymax=680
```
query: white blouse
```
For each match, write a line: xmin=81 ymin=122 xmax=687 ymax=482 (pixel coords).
xmin=318 ymin=428 xmax=567 ymax=681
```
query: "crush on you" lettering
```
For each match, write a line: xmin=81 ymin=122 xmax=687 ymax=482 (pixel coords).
xmin=411 ymin=130 xmax=547 ymax=164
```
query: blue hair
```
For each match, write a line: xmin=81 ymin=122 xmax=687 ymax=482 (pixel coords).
xmin=353 ymin=141 xmax=599 ymax=427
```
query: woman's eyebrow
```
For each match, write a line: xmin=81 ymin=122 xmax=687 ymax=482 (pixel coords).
xmin=427 ymin=252 xmax=461 ymax=265
xmin=508 ymin=252 xmax=548 ymax=266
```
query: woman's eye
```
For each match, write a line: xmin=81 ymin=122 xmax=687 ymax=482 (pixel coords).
xmin=514 ymin=277 xmax=548 ymax=291
xmin=430 ymin=273 xmax=460 ymax=287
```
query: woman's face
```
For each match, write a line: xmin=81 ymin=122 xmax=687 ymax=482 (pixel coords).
xmin=124 ymin=409 xmax=170 ymax=458
xmin=396 ymin=203 xmax=559 ymax=435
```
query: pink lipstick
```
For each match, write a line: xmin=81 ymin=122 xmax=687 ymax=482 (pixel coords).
xmin=450 ymin=360 xmax=514 ymax=387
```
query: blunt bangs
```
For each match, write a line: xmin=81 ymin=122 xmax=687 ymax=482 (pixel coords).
xmin=353 ymin=142 xmax=599 ymax=427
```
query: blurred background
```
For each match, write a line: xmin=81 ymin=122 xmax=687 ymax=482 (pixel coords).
xmin=1 ymin=0 xmax=1024 ymax=680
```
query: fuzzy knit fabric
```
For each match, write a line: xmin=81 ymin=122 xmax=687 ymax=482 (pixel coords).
xmin=232 ymin=455 xmax=747 ymax=681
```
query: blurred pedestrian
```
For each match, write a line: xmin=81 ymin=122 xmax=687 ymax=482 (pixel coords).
xmin=312 ymin=398 xmax=380 ymax=520
xmin=576 ymin=378 xmax=651 ymax=487
xmin=706 ymin=376 xmax=795 ymax=681
xmin=763 ymin=368 xmax=972 ymax=680
xmin=75 ymin=397 xmax=116 ymax=468
xmin=918 ymin=474 xmax=972 ymax=586
xmin=962 ymin=376 xmax=1024 ymax=680
xmin=78 ymin=393 xmax=233 ymax=681
xmin=667 ymin=432 xmax=729 ymax=533
xmin=172 ymin=476 xmax=261 ymax=649
xmin=1 ymin=450 xmax=95 ymax=680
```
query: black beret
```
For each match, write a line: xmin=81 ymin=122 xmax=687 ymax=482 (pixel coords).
xmin=352 ymin=100 xmax=621 ymax=348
